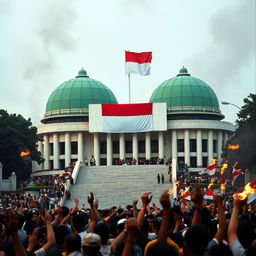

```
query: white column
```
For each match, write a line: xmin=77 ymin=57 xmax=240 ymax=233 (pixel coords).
xmin=38 ymin=141 xmax=43 ymax=170
xmin=217 ymin=131 xmax=223 ymax=166
xmin=65 ymin=133 xmax=71 ymax=167
xmin=119 ymin=134 xmax=125 ymax=160
xmin=93 ymin=133 xmax=100 ymax=166
xmin=158 ymin=131 xmax=164 ymax=159
xmin=171 ymin=130 xmax=177 ymax=160
xmin=43 ymin=135 xmax=49 ymax=170
xmin=184 ymin=130 xmax=190 ymax=166
xmin=132 ymin=133 xmax=138 ymax=164
xmin=107 ymin=133 xmax=112 ymax=166
xmin=208 ymin=130 xmax=213 ymax=165
xmin=145 ymin=132 xmax=151 ymax=160
xmin=172 ymin=158 xmax=178 ymax=199
xmin=196 ymin=130 xmax=202 ymax=167
xmin=78 ymin=132 xmax=84 ymax=162
xmin=53 ymin=133 xmax=59 ymax=169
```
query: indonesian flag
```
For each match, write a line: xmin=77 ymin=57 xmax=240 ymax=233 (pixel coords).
xmin=204 ymin=188 xmax=214 ymax=200
xmin=102 ymin=103 xmax=153 ymax=133
xmin=199 ymin=163 xmax=216 ymax=176
xmin=232 ymin=168 xmax=244 ymax=185
xmin=182 ymin=191 xmax=191 ymax=201
xmin=125 ymin=51 xmax=152 ymax=76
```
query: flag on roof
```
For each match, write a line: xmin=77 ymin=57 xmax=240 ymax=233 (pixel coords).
xmin=199 ymin=163 xmax=216 ymax=176
xmin=125 ymin=51 xmax=152 ymax=76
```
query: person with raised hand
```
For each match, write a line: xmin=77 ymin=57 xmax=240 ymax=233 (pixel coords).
xmin=137 ymin=192 xmax=152 ymax=228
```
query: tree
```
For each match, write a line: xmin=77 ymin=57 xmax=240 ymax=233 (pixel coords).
xmin=0 ymin=109 xmax=43 ymax=181
xmin=225 ymin=94 xmax=256 ymax=177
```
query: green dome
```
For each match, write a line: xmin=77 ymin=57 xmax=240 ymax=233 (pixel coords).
xmin=150 ymin=67 xmax=221 ymax=115
xmin=43 ymin=68 xmax=117 ymax=119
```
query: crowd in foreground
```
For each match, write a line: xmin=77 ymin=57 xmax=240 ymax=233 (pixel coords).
xmin=0 ymin=183 xmax=256 ymax=256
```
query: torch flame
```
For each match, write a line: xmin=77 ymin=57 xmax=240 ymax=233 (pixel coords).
xmin=228 ymin=144 xmax=240 ymax=150
xmin=181 ymin=186 xmax=190 ymax=196
xmin=208 ymin=178 xmax=216 ymax=189
xmin=211 ymin=158 xmax=217 ymax=164
xmin=233 ymin=182 xmax=256 ymax=200
xmin=20 ymin=150 xmax=31 ymax=157
xmin=220 ymin=184 xmax=226 ymax=190
xmin=220 ymin=162 xmax=228 ymax=175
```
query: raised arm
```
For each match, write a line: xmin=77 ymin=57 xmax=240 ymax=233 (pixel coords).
xmin=158 ymin=191 xmax=171 ymax=242
xmin=191 ymin=184 xmax=203 ymax=226
xmin=213 ymin=195 xmax=226 ymax=243
xmin=137 ymin=192 xmax=152 ymax=228
xmin=86 ymin=192 xmax=98 ymax=233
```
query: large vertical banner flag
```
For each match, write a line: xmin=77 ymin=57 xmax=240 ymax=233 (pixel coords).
xmin=102 ymin=103 xmax=153 ymax=133
xmin=125 ymin=51 xmax=152 ymax=76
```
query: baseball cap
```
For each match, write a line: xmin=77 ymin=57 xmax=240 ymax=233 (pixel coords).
xmin=82 ymin=233 xmax=101 ymax=247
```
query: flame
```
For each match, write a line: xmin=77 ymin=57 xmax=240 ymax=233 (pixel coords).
xmin=233 ymin=182 xmax=256 ymax=200
xmin=168 ymin=188 xmax=173 ymax=195
xmin=181 ymin=186 xmax=190 ymax=196
xmin=211 ymin=158 xmax=217 ymax=164
xmin=208 ymin=178 xmax=216 ymax=189
xmin=220 ymin=162 xmax=228 ymax=175
xmin=20 ymin=150 xmax=31 ymax=157
xmin=220 ymin=184 xmax=226 ymax=190
xmin=228 ymin=144 xmax=240 ymax=150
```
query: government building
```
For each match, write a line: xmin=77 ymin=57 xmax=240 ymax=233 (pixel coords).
xmin=33 ymin=67 xmax=235 ymax=175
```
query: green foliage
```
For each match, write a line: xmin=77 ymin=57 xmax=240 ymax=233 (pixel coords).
xmin=0 ymin=109 xmax=43 ymax=180
xmin=226 ymin=94 xmax=256 ymax=174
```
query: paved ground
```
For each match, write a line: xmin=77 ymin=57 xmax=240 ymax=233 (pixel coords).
xmin=65 ymin=165 xmax=172 ymax=209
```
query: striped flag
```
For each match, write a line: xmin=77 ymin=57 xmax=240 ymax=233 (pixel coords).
xmin=102 ymin=103 xmax=153 ymax=133
xmin=199 ymin=163 xmax=216 ymax=176
xmin=125 ymin=51 xmax=152 ymax=76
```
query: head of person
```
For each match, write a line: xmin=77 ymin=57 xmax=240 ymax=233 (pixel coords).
xmin=147 ymin=241 xmax=179 ymax=256
xmin=237 ymin=219 xmax=256 ymax=249
xmin=94 ymin=222 xmax=110 ymax=245
xmin=53 ymin=225 xmax=69 ymax=246
xmin=71 ymin=212 xmax=88 ymax=233
xmin=184 ymin=224 xmax=209 ymax=256
xmin=82 ymin=233 xmax=101 ymax=256
xmin=64 ymin=233 xmax=81 ymax=254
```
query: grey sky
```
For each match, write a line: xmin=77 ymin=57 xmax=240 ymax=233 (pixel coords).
xmin=0 ymin=0 xmax=255 ymax=125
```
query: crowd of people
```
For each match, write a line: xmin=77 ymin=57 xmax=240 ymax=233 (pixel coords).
xmin=0 ymin=180 xmax=255 ymax=256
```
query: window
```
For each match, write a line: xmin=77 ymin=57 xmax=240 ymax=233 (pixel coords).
xmin=190 ymin=157 xmax=197 ymax=167
xmin=71 ymin=142 xmax=78 ymax=154
xmin=49 ymin=143 xmax=53 ymax=156
xmin=202 ymin=139 xmax=208 ymax=152
xmin=139 ymin=140 xmax=145 ymax=153
xmin=178 ymin=157 xmax=185 ymax=171
xmin=113 ymin=141 xmax=119 ymax=154
xmin=151 ymin=140 xmax=158 ymax=153
xmin=60 ymin=159 xmax=65 ymax=169
xmin=203 ymin=157 xmax=208 ymax=168
xmin=100 ymin=141 xmax=106 ymax=154
xmin=213 ymin=140 xmax=217 ymax=153
xmin=126 ymin=141 xmax=132 ymax=153
xmin=177 ymin=139 xmax=184 ymax=152
xmin=60 ymin=142 xmax=65 ymax=155
xmin=190 ymin=139 xmax=196 ymax=152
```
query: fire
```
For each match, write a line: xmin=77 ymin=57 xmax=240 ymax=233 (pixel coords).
xmin=211 ymin=158 xmax=217 ymax=164
xmin=220 ymin=162 xmax=228 ymax=175
xmin=208 ymin=178 xmax=216 ymax=189
xmin=233 ymin=182 xmax=256 ymax=200
xmin=181 ymin=186 xmax=190 ymax=196
xmin=220 ymin=184 xmax=226 ymax=190
xmin=20 ymin=150 xmax=31 ymax=157
xmin=228 ymin=144 xmax=240 ymax=150
xmin=168 ymin=188 xmax=173 ymax=195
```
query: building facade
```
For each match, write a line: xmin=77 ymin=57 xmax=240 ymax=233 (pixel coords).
xmin=34 ymin=67 xmax=235 ymax=174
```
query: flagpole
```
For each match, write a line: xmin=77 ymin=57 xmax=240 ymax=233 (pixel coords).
xmin=128 ymin=74 xmax=131 ymax=103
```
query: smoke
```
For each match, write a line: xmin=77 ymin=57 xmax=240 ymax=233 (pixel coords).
xmin=184 ymin=1 xmax=255 ymax=89
xmin=21 ymin=1 xmax=78 ymax=124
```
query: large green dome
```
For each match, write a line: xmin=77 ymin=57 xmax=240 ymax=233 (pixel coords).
xmin=150 ymin=67 xmax=222 ymax=117
xmin=43 ymin=68 xmax=117 ymax=121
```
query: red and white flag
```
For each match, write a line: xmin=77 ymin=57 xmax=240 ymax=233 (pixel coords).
xmin=199 ymin=163 xmax=216 ymax=176
xmin=102 ymin=103 xmax=153 ymax=133
xmin=125 ymin=51 xmax=152 ymax=76
xmin=182 ymin=191 xmax=191 ymax=201
xmin=232 ymin=168 xmax=244 ymax=186
xmin=204 ymin=188 xmax=214 ymax=200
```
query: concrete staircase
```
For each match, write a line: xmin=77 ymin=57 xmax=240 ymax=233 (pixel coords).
xmin=64 ymin=165 xmax=171 ymax=209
